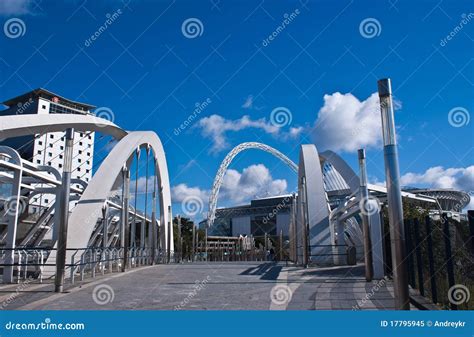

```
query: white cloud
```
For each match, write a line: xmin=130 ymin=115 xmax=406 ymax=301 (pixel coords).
xmin=171 ymin=163 xmax=287 ymax=210
xmin=171 ymin=183 xmax=209 ymax=203
xmin=312 ymin=92 xmax=394 ymax=152
xmin=220 ymin=164 xmax=287 ymax=203
xmin=0 ymin=0 xmax=33 ymax=15
xmin=400 ymin=166 xmax=474 ymax=191
xmin=195 ymin=114 xmax=303 ymax=153
xmin=242 ymin=95 xmax=253 ymax=109
xmin=195 ymin=114 xmax=280 ymax=153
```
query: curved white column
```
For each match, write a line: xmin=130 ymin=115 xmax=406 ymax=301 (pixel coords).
xmin=297 ymin=144 xmax=332 ymax=265
xmin=44 ymin=131 xmax=172 ymax=275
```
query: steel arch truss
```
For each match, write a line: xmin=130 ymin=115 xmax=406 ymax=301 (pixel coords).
xmin=207 ymin=142 xmax=298 ymax=228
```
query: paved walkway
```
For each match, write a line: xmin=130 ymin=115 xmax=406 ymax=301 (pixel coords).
xmin=0 ymin=262 xmax=416 ymax=310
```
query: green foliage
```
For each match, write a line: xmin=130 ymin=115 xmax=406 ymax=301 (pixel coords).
xmin=382 ymin=201 xmax=473 ymax=310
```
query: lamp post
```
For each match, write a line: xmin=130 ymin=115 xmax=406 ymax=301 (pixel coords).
xmin=358 ymin=148 xmax=373 ymax=282
xmin=55 ymin=128 xmax=74 ymax=293
xmin=378 ymin=78 xmax=410 ymax=310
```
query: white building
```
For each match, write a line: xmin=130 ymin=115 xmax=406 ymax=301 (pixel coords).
xmin=0 ymin=88 xmax=96 ymax=212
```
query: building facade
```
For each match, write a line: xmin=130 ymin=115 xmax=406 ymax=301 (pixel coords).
xmin=0 ymin=88 xmax=96 ymax=212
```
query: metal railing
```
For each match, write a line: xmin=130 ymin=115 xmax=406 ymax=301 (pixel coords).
xmin=0 ymin=247 xmax=177 ymax=285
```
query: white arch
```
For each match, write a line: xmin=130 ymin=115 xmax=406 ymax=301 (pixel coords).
xmin=44 ymin=131 xmax=172 ymax=272
xmin=0 ymin=113 xmax=127 ymax=140
xmin=207 ymin=142 xmax=297 ymax=227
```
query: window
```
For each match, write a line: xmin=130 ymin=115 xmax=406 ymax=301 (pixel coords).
xmin=87 ymin=152 xmax=91 ymax=156
xmin=49 ymin=134 xmax=54 ymax=139
xmin=48 ymin=162 xmax=51 ymax=165
xmin=60 ymin=146 xmax=64 ymax=150
xmin=59 ymin=164 xmax=63 ymax=168
xmin=36 ymin=159 xmax=41 ymax=164
xmin=86 ymin=160 xmax=90 ymax=165
xmin=49 ymin=143 xmax=53 ymax=148
xmin=59 ymin=154 xmax=63 ymax=159
xmin=37 ymin=150 xmax=41 ymax=154
xmin=78 ymin=158 xmax=82 ymax=163
xmin=88 ymin=135 xmax=92 ymax=140
xmin=77 ymin=167 xmax=81 ymax=172
xmin=79 ymin=141 xmax=83 ymax=146
xmin=48 ymin=152 xmax=52 ymax=157
xmin=79 ymin=132 xmax=84 ymax=137
xmin=86 ymin=169 xmax=90 ymax=173
xmin=38 ymin=141 xmax=42 ymax=145
xmin=78 ymin=150 xmax=82 ymax=154
xmin=42 ymin=105 xmax=46 ymax=109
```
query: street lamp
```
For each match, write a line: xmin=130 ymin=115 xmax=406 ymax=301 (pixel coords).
xmin=378 ymin=78 xmax=410 ymax=310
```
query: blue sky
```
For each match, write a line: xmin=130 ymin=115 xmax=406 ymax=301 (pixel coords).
xmin=0 ymin=0 xmax=473 ymax=218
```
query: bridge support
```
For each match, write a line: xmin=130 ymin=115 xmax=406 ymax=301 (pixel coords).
xmin=1 ymin=147 xmax=23 ymax=283
xmin=296 ymin=144 xmax=332 ymax=266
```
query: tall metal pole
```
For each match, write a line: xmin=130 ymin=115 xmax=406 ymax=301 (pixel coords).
xmin=121 ymin=167 xmax=130 ymax=272
xmin=378 ymin=78 xmax=410 ymax=310
xmin=177 ymin=215 xmax=182 ymax=262
xmin=192 ymin=223 xmax=196 ymax=262
xmin=55 ymin=128 xmax=74 ymax=293
xmin=151 ymin=160 xmax=157 ymax=265
xmin=358 ymin=148 xmax=373 ymax=282
xmin=167 ymin=205 xmax=172 ymax=263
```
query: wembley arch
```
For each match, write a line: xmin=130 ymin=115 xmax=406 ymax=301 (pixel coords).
xmin=207 ymin=142 xmax=298 ymax=228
